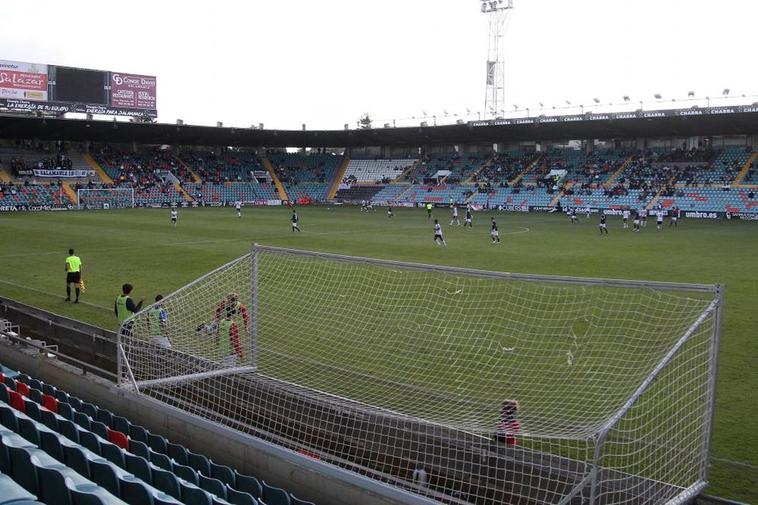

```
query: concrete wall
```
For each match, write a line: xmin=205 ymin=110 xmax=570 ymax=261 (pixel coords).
xmin=0 ymin=341 xmax=438 ymax=505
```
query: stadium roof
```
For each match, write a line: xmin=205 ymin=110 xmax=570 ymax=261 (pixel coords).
xmin=2 ymin=105 xmax=758 ymax=148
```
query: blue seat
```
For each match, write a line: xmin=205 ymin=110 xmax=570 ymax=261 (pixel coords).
xmin=198 ymin=474 xmax=226 ymax=499
xmin=28 ymin=388 xmax=42 ymax=405
xmin=225 ymin=486 xmax=258 ymax=505
xmin=63 ymin=445 xmax=90 ymax=478
xmin=59 ymin=419 xmax=80 ymax=444
xmin=56 ymin=402 xmax=74 ymax=422
xmin=129 ymin=439 xmax=150 ymax=460
xmin=81 ymin=403 xmax=98 ymax=420
xmin=24 ymin=401 xmax=41 ymax=422
xmin=17 ymin=417 xmax=40 ymax=446
xmin=36 ymin=465 xmax=73 ymax=505
xmin=101 ymin=442 xmax=125 ymax=468
xmin=152 ymin=467 xmax=181 ymax=499
xmin=290 ymin=496 xmax=316 ymax=505
xmin=151 ymin=452 xmax=172 ymax=471
xmin=95 ymin=409 xmax=113 ymax=428
xmin=73 ymin=412 xmax=91 ymax=431
xmin=172 ymin=461 xmax=198 ymax=484
xmin=90 ymin=460 xmax=119 ymax=496
xmin=40 ymin=430 xmax=65 ymax=462
xmin=261 ymin=481 xmax=290 ymax=505
xmin=8 ymin=446 xmax=39 ymax=494
xmin=79 ymin=431 xmax=101 ymax=455
xmin=40 ymin=409 xmax=59 ymax=431
xmin=130 ymin=425 xmax=149 ymax=443
xmin=0 ymin=404 xmax=19 ymax=433
xmin=29 ymin=379 xmax=44 ymax=392
xmin=90 ymin=421 xmax=108 ymax=440
xmin=147 ymin=433 xmax=167 ymax=455
xmin=125 ymin=453 xmax=152 ymax=483
xmin=54 ymin=389 xmax=68 ymax=403
xmin=41 ymin=384 xmax=56 ymax=396
xmin=210 ymin=461 xmax=235 ymax=487
xmin=0 ymin=386 xmax=9 ymax=404
xmin=112 ymin=416 xmax=130 ymax=435
xmin=69 ymin=489 xmax=107 ymax=505
xmin=0 ymin=471 xmax=36 ymax=504
xmin=234 ymin=472 xmax=261 ymax=498
xmin=179 ymin=483 xmax=212 ymax=505
xmin=4 ymin=376 xmax=16 ymax=390
xmin=67 ymin=397 xmax=82 ymax=412
xmin=166 ymin=442 xmax=187 ymax=466
xmin=187 ymin=451 xmax=211 ymax=476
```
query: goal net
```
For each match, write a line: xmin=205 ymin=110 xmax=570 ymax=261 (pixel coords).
xmin=77 ymin=188 xmax=135 ymax=209
xmin=118 ymin=245 xmax=721 ymax=505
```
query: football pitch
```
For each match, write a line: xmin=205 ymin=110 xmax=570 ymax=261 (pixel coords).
xmin=0 ymin=206 xmax=755 ymax=501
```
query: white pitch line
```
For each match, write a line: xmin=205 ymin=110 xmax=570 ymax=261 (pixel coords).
xmin=0 ymin=278 xmax=112 ymax=311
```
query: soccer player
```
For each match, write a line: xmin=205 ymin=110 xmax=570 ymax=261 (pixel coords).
xmin=65 ymin=248 xmax=82 ymax=303
xmin=641 ymin=208 xmax=648 ymax=228
xmin=570 ymin=208 xmax=577 ymax=224
xmin=115 ymin=283 xmax=144 ymax=326
xmin=367 ymin=200 xmax=375 ymax=212
xmin=670 ymin=206 xmax=679 ymax=227
xmin=235 ymin=200 xmax=242 ymax=218
xmin=633 ymin=210 xmax=641 ymax=232
xmin=464 ymin=205 xmax=473 ymax=227
xmin=450 ymin=205 xmax=460 ymax=226
xmin=656 ymin=209 xmax=665 ymax=230
xmin=598 ymin=211 xmax=608 ymax=235
xmin=360 ymin=200 xmax=367 ymax=212
xmin=494 ymin=400 xmax=520 ymax=446
xmin=387 ymin=206 xmax=393 ymax=219
xmin=217 ymin=304 xmax=245 ymax=366
xmin=433 ymin=219 xmax=446 ymax=246
xmin=490 ymin=217 xmax=501 ymax=244
xmin=291 ymin=210 xmax=301 ymax=232
xmin=622 ymin=208 xmax=630 ymax=229
xmin=147 ymin=294 xmax=171 ymax=348
xmin=426 ymin=202 xmax=433 ymax=220
xmin=170 ymin=208 xmax=178 ymax=227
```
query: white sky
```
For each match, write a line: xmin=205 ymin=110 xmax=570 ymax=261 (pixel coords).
xmin=2 ymin=0 xmax=757 ymax=130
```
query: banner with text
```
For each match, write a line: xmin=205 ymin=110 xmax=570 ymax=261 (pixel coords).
xmin=110 ymin=72 xmax=157 ymax=110
xmin=0 ymin=59 xmax=48 ymax=101
xmin=33 ymin=169 xmax=95 ymax=178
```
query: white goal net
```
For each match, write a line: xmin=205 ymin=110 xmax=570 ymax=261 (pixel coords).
xmin=77 ymin=188 xmax=135 ymax=209
xmin=118 ymin=245 xmax=721 ymax=505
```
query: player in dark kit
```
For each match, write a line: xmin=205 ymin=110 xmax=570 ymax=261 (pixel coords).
xmin=291 ymin=210 xmax=301 ymax=232
xmin=598 ymin=212 xmax=608 ymax=235
xmin=490 ymin=217 xmax=501 ymax=244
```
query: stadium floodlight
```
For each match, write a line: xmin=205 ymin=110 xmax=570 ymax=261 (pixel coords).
xmin=118 ymin=245 xmax=722 ymax=505
xmin=481 ymin=0 xmax=514 ymax=117
xmin=722 ymin=88 xmax=730 ymax=96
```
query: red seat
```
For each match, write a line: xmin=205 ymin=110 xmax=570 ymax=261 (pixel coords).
xmin=15 ymin=382 xmax=30 ymax=397
xmin=42 ymin=394 xmax=58 ymax=413
xmin=107 ymin=427 xmax=129 ymax=450
xmin=0 ymin=372 xmax=5 ymax=384
xmin=9 ymin=391 xmax=25 ymax=413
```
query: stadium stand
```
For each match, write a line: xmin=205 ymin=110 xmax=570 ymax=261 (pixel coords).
xmin=370 ymin=184 xmax=412 ymax=204
xmin=405 ymin=152 xmax=487 ymax=184
xmin=342 ymin=158 xmax=417 ymax=184
xmin=268 ymin=153 xmax=342 ymax=202
xmin=0 ymin=182 xmax=71 ymax=208
xmin=184 ymin=182 xmax=279 ymax=204
xmin=179 ymin=151 xmax=263 ymax=183
xmin=0 ymin=363 xmax=316 ymax=505
xmin=333 ymin=185 xmax=385 ymax=203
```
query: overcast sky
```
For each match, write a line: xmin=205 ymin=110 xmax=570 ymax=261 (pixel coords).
xmin=2 ymin=0 xmax=756 ymax=129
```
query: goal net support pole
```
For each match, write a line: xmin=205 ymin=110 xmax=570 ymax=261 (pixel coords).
xmin=117 ymin=244 xmax=721 ymax=505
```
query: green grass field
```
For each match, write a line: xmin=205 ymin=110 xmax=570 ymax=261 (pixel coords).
xmin=0 ymin=206 xmax=756 ymax=501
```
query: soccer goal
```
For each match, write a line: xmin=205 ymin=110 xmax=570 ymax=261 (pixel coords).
xmin=77 ymin=188 xmax=135 ymax=209
xmin=118 ymin=245 xmax=722 ymax=505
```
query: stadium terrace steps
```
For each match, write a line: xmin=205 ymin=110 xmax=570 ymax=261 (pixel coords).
xmin=176 ymin=158 xmax=203 ymax=184
xmin=327 ymin=155 xmax=350 ymax=201
xmin=604 ymin=154 xmax=635 ymax=189
xmin=174 ymin=183 xmax=193 ymax=202
xmin=262 ymin=158 xmax=289 ymax=201
xmin=83 ymin=153 xmax=114 ymax=184
xmin=61 ymin=182 xmax=78 ymax=204
xmin=509 ymin=153 xmax=544 ymax=186
xmin=732 ymin=152 xmax=758 ymax=187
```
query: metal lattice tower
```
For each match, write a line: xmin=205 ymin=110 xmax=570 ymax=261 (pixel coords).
xmin=482 ymin=0 xmax=514 ymax=118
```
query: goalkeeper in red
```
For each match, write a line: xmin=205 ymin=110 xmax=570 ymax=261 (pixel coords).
xmin=495 ymin=400 xmax=521 ymax=446
xmin=214 ymin=293 xmax=249 ymax=365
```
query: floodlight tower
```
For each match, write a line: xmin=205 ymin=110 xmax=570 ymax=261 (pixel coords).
xmin=481 ymin=0 xmax=514 ymax=118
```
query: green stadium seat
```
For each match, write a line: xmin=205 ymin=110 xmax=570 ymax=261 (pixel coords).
xmin=0 ymin=405 xmax=20 ymax=433
xmin=166 ymin=442 xmax=187 ymax=466
xmin=111 ymin=417 xmax=130 ymax=436
xmin=119 ymin=478 xmax=153 ymax=505
xmin=40 ymin=430 xmax=65 ymax=462
xmin=17 ymin=418 xmax=40 ymax=446
xmin=150 ymin=451 xmax=172 ymax=471
xmin=41 ymin=384 xmax=56 ymax=397
xmin=101 ymin=442 xmax=124 ymax=468
xmin=41 ymin=409 xmax=59 ymax=432
xmin=210 ymin=461 xmax=235 ymax=487
xmin=129 ymin=440 xmax=150 ymax=460
xmin=261 ymin=481 xmax=290 ymax=505
xmin=0 ymin=471 xmax=37 ymax=504
xmin=124 ymin=453 xmax=152 ymax=484
xmin=171 ymin=461 xmax=197 ymax=485
xmin=24 ymin=401 xmax=41 ymax=422
xmin=129 ymin=425 xmax=149 ymax=444
xmin=234 ymin=472 xmax=261 ymax=498
xmin=69 ymin=488 xmax=108 ymax=505
xmin=29 ymin=379 xmax=43 ymax=393
xmin=95 ymin=409 xmax=113 ymax=428
xmin=179 ymin=482 xmax=212 ymax=505
xmin=4 ymin=377 xmax=17 ymax=391
xmin=79 ymin=432 xmax=100 ymax=454
xmin=67 ymin=397 xmax=82 ymax=412
xmin=187 ymin=451 xmax=210 ymax=476
xmin=152 ymin=467 xmax=181 ymax=499
xmin=36 ymin=465 xmax=72 ymax=505
xmin=147 ymin=433 xmax=167 ymax=454
xmin=91 ymin=421 xmax=108 ymax=440
xmin=62 ymin=445 xmax=90 ymax=479
xmin=7 ymin=446 xmax=39 ymax=494
xmin=225 ymin=486 xmax=257 ymax=505
xmin=53 ymin=389 xmax=68 ymax=403
xmin=28 ymin=389 xmax=42 ymax=405
xmin=90 ymin=460 xmax=119 ymax=496
xmin=198 ymin=474 xmax=226 ymax=498
xmin=0 ymin=386 xmax=9 ymax=404
xmin=57 ymin=403 xmax=74 ymax=422
xmin=290 ymin=496 xmax=315 ymax=505
xmin=81 ymin=403 xmax=98 ymax=420
xmin=59 ymin=419 xmax=80 ymax=444
xmin=73 ymin=412 xmax=91 ymax=432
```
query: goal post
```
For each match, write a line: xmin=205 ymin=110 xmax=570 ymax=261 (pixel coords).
xmin=77 ymin=187 xmax=135 ymax=209
xmin=118 ymin=244 xmax=721 ymax=505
